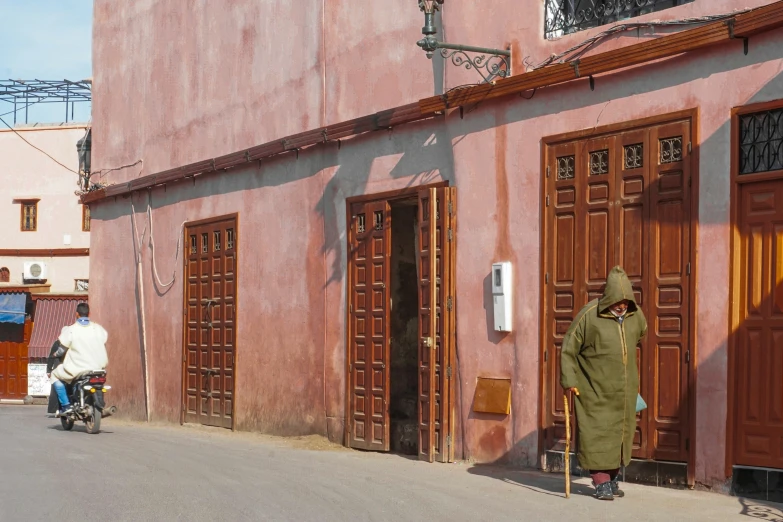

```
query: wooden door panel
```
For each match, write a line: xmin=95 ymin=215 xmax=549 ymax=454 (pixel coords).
xmin=183 ymin=217 xmax=237 ymax=429
xmin=647 ymin=122 xmax=691 ymax=462
xmin=417 ymin=189 xmax=437 ymax=462
xmin=545 ymin=142 xmax=580 ymax=453
xmin=431 ymin=187 xmax=455 ymax=462
xmin=616 ymin=128 xmax=652 ymax=458
xmin=584 ymin=137 xmax=618 ymax=304
xmin=368 ymin=201 xmax=391 ymax=449
xmin=348 ymin=201 xmax=391 ymax=451
xmin=736 ymin=180 xmax=783 ymax=468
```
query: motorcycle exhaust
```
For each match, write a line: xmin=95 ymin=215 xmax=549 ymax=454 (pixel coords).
xmin=101 ymin=406 xmax=117 ymax=418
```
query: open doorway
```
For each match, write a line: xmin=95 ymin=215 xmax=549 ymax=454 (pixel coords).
xmin=345 ymin=185 xmax=456 ymax=462
xmin=389 ymin=199 xmax=419 ymax=455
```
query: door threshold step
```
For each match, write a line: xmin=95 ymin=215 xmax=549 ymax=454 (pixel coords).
xmin=544 ymin=450 xmax=688 ymax=489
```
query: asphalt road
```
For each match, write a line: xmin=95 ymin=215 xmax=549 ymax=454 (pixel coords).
xmin=0 ymin=406 xmax=776 ymax=521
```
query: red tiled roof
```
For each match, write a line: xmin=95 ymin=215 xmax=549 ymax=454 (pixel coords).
xmin=28 ymin=299 xmax=79 ymax=358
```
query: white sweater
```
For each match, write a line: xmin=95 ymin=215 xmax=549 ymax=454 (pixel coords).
xmin=51 ymin=321 xmax=109 ymax=383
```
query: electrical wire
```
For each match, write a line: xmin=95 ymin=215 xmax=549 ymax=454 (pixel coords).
xmin=145 ymin=198 xmax=186 ymax=289
xmin=0 ymin=115 xmax=80 ymax=175
xmin=130 ymin=197 xmax=151 ymax=423
xmin=0 ymin=99 xmax=45 ymax=119
xmin=533 ymin=10 xmax=751 ymax=71
xmin=93 ymin=159 xmax=143 ymax=178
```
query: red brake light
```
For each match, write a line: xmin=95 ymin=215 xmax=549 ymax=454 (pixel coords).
xmin=89 ymin=377 xmax=106 ymax=384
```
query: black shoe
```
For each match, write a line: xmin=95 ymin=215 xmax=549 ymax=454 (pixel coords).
xmin=611 ymin=477 xmax=625 ymax=498
xmin=595 ymin=481 xmax=614 ymax=501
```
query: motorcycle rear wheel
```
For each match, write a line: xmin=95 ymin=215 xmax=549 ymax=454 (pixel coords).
xmin=85 ymin=408 xmax=101 ymax=434
xmin=61 ymin=417 xmax=74 ymax=431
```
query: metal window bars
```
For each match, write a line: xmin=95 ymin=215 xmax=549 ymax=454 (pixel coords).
xmin=544 ymin=0 xmax=692 ymax=39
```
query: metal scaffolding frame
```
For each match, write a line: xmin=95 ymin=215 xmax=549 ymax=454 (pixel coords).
xmin=0 ymin=79 xmax=92 ymax=124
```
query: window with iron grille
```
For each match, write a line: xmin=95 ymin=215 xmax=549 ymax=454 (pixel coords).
xmin=739 ymin=108 xmax=783 ymax=175
xmin=75 ymin=279 xmax=89 ymax=291
xmin=20 ymin=201 xmax=38 ymax=231
xmin=545 ymin=0 xmax=693 ymax=39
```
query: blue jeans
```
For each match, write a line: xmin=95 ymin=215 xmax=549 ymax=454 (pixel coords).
xmin=52 ymin=380 xmax=70 ymax=408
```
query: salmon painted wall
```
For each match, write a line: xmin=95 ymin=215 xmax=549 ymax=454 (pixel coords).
xmin=90 ymin=0 xmax=783 ymax=487
xmin=92 ymin=0 xmax=774 ymax=186
xmin=0 ymin=125 xmax=90 ymax=291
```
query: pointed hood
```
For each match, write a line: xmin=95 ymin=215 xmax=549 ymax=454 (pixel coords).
xmin=598 ymin=266 xmax=638 ymax=315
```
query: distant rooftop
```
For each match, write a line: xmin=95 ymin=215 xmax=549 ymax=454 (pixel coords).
xmin=1 ymin=79 xmax=92 ymax=125
xmin=7 ymin=122 xmax=90 ymax=130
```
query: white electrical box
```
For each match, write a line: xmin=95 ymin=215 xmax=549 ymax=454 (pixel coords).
xmin=492 ymin=262 xmax=512 ymax=332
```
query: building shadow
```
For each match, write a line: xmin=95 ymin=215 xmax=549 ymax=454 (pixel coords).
xmin=738 ymin=497 xmax=783 ymax=520
xmin=467 ymin=462 xmax=594 ymax=497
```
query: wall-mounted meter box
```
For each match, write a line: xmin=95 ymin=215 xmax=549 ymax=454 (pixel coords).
xmin=492 ymin=262 xmax=512 ymax=332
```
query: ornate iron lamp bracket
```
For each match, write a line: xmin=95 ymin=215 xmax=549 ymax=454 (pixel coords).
xmin=417 ymin=0 xmax=511 ymax=84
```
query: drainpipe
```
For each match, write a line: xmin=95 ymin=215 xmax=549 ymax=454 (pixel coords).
xmin=137 ymin=247 xmax=151 ymax=423
xmin=131 ymin=198 xmax=151 ymax=422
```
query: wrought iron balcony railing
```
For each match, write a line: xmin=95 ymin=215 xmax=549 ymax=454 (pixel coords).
xmin=545 ymin=0 xmax=693 ymax=39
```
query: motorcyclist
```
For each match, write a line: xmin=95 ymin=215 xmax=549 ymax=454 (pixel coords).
xmin=50 ymin=303 xmax=108 ymax=416
xmin=46 ymin=339 xmax=67 ymax=416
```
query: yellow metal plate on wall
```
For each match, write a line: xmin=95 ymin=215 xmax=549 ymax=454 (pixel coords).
xmin=472 ymin=377 xmax=511 ymax=415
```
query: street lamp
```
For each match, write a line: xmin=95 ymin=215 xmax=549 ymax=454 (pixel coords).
xmin=418 ymin=0 xmax=444 ymax=57
xmin=416 ymin=0 xmax=511 ymax=84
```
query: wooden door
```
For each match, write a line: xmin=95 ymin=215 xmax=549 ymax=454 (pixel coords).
xmin=543 ymin=120 xmax=692 ymax=463
xmin=544 ymin=139 xmax=582 ymax=454
xmin=416 ymin=187 xmax=456 ymax=462
xmin=645 ymin=122 xmax=692 ymax=462
xmin=615 ymin=128 xmax=651 ymax=456
xmin=348 ymin=201 xmax=392 ymax=450
xmin=735 ymin=179 xmax=783 ymax=468
xmin=183 ymin=216 xmax=237 ymax=429
xmin=0 ymin=318 xmax=31 ymax=400
xmin=418 ymin=190 xmax=437 ymax=461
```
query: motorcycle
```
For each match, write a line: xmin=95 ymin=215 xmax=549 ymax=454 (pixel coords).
xmin=57 ymin=370 xmax=117 ymax=434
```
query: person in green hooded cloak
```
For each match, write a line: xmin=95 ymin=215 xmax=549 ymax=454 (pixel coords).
xmin=560 ymin=266 xmax=647 ymax=501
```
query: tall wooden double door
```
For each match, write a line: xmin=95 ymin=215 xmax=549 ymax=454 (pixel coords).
xmin=346 ymin=187 xmax=457 ymax=462
xmin=183 ymin=215 xmax=238 ymax=429
xmin=542 ymin=119 xmax=693 ymax=463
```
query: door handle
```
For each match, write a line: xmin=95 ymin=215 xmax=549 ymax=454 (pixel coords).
xmin=202 ymin=299 xmax=217 ymax=328
xmin=201 ymin=368 xmax=218 ymax=396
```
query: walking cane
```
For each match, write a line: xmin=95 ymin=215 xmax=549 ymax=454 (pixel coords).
xmin=564 ymin=388 xmax=579 ymax=499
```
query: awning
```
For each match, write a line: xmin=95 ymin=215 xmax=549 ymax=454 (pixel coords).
xmin=0 ymin=293 xmax=26 ymax=324
xmin=27 ymin=299 xmax=79 ymax=358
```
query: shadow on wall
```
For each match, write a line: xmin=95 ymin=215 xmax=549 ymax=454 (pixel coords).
xmin=87 ymin=28 xmax=783 ymax=448
xmin=434 ymin=33 xmax=783 ymax=466
xmin=458 ymin=54 xmax=783 ymax=476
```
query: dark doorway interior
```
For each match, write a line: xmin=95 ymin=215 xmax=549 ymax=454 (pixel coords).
xmin=389 ymin=200 xmax=419 ymax=455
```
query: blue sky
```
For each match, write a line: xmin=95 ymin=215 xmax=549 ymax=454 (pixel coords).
xmin=0 ymin=1 xmax=93 ymax=124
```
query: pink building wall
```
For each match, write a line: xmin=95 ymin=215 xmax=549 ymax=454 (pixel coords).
xmin=90 ymin=0 xmax=783 ymax=487
xmin=0 ymin=125 xmax=90 ymax=292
